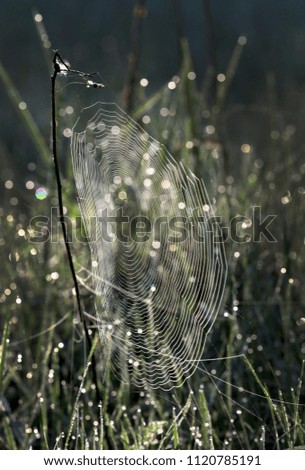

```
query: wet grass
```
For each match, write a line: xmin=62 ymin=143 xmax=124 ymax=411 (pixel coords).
xmin=0 ymin=27 xmax=305 ymax=450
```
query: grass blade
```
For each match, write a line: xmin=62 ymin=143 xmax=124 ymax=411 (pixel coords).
xmin=0 ymin=60 xmax=50 ymax=165
xmin=65 ymin=334 xmax=99 ymax=449
xmin=0 ymin=322 xmax=10 ymax=394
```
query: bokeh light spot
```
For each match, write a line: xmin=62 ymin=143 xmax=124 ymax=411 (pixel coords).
xmin=35 ymin=187 xmax=48 ymax=200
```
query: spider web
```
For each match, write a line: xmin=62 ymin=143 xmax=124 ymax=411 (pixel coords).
xmin=71 ymin=102 xmax=227 ymax=390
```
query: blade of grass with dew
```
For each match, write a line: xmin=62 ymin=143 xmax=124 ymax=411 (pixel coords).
xmin=199 ymin=386 xmax=214 ymax=449
xmin=132 ymin=85 xmax=167 ymax=122
xmin=292 ymin=360 xmax=305 ymax=446
xmin=98 ymin=402 xmax=104 ymax=450
xmin=225 ymin=325 xmax=235 ymax=417
xmin=121 ymin=423 xmax=131 ymax=450
xmin=0 ymin=321 xmax=10 ymax=394
xmin=278 ymin=389 xmax=293 ymax=449
xmin=123 ymin=414 xmax=139 ymax=449
xmin=244 ymin=356 xmax=280 ymax=449
xmin=2 ymin=366 xmax=16 ymax=394
xmin=65 ymin=333 xmax=99 ymax=449
xmin=122 ymin=0 xmax=147 ymax=112
xmin=216 ymin=36 xmax=247 ymax=109
xmin=102 ymin=348 xmax=118 ymax=450
xmin=39 ymin=395 xmax=49 ymax=450
xmin=239 ymin=416 xmax=252 ymax=450
xmin=3 ymin=417 xmax=17 ymax=450
xmin=32 ymin=10 xmax=53 ymax=73
xmin=180 ymin=39 xmax=200 ymax=147
xmin=37 ymin=318 xmax=58 ymax=448
xmin=158 ymin=391 xmax=192 ymax=449
xmin=0 ymin=60 xmax=50 ymax=165
xmin=172 ymin=407 xmax=180 ymax=449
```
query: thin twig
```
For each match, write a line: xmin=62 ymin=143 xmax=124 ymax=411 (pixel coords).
xmin=51 ymin=50 xmax=103 ymax=402
xmin=122 ymin=0 xmax=147 ymax=112
xmin=51 ymin=51 xmax=85 ymax=326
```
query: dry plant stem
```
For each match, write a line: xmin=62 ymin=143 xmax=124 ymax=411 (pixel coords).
xmin=123 ymin=0 xmax=147 ymax=112
xmin=50 ymin=51 xmax=102 ymax=404
xmin=51 ymin=52 xmax=84 ymax=326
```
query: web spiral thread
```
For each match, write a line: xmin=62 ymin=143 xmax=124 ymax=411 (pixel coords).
xmin=71 ymin=102 xmax=227 ymax=390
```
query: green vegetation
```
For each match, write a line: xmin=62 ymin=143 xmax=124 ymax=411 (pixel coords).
xmin=0 ymin=14 xmax=304 ymax=451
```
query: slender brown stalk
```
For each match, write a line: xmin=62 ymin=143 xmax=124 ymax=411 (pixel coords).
xmin=122 ymin=0 xmax=147 ymax=112
xmin=50 ymin=51 xmax=104 ymax=410
xmin=51 ymin=52 xmax=84 ymax=326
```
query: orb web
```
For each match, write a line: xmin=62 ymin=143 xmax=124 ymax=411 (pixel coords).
xmin=71 ymin=102 xmax=227 ymax=390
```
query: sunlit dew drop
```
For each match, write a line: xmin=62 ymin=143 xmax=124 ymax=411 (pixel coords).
xmin=28 ymin=162 xmax=36 ymax=171
xmin=205 ymin=125 xmax=215 ymax=135
xmin=160 ymin=107 xmax=169 ymax=117
xmin=66 ymin=106 xmax=74 ymax=115
xmin=63 ymin=128 xmax=72 ymax=138
xmin=142 ymin=115 xmax=151 ymax=124
xmin=238 ymin=36 xmax=247 ymax=46
xmin=111 ymin=126 xmax=120 ymax=135
xmin=35 ymin=187 xmax=48 ymax=200
xmin=217 ymin=73 xmax=226 ymax=83
xmin=218 ymin=185 xmax=226 ymax=194
xmin=187 ymin=71 xmax=196 ymax=80
xmin=5 ymin=180 xmax=13 ymax=189
xmin=281 ymin=194 xmax=290 ymax=205
xmin=118 ymin=191 xmax=127 ymax=200
xmin=140 ymin=78 xmax=149 ymax=87
xmin=113 ymin=176 xmax=121 ymax=185
xmin=26 ymin=180 xmax=35 ymax=190
xmin=10 ymin=197 xmax=18 ymax=206
xmin=18 ymin=101 xmax=27 ymax=111
xmin=241 ymin=143 xmax=252 ymax=154
xmin=161 ymin=179 xmax=171 ymax=189
xmin=143 ymin=178 xmax=152 ymax=188
xmin=168 ymin=81 xmax=176 ymax=90
xmin=146 ymin=167 xmax=155 ymax=176
xmin=34 ymin=13 xmax=43 ymax=22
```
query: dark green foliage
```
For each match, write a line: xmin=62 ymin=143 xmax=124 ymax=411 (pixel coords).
xmin=0 ymin=29 xmax=304 ymax=450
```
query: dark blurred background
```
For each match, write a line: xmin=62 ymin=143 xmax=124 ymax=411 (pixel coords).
xmin=1 ymin=0 xmax=305 ymax=120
